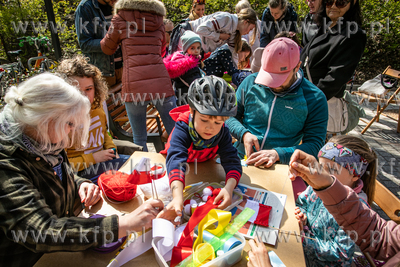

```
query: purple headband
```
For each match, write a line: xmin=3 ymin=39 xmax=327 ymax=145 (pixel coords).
xmin=318 ymin=142 xmax=369 ymax=178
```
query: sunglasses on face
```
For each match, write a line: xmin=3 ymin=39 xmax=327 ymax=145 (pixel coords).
xmin=325 ymin=0 xmax=350 ymax=8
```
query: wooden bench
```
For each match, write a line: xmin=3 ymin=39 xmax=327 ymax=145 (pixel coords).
xmin=106 ymin=83 xmax=166 ymax=152
xmin=373 ymin=180 xmax=400 ymax=223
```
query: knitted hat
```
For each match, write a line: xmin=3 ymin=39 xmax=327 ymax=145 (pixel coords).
xmin=181 ymin=30 xmax=202 ymax=53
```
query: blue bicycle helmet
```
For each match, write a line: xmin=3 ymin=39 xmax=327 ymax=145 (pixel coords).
xmin=188 ymin=75 xmax=237 ymax=117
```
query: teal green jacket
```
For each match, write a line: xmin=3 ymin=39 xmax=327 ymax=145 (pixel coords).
xmin=226 ymin=70 xmax=328 ymax=164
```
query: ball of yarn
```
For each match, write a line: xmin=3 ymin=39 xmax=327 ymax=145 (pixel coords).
xmin=98 ymin=171 xmax=137 ymax=202
xmin=202 ymin=186 xmax=214 ymax=196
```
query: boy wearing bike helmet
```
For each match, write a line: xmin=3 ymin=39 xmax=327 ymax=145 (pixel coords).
xmin=158 ymin=75 xmax=242 ymax=223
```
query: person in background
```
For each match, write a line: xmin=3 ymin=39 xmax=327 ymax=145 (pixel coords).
xmin=235 ymin=0 xmax=261 ymax=63
xmin=301 ymin=0 xmax=321 ymax=46
xmin=275 ymin=31 xmax=302 ymax=52
xmin=188 ymin=0 xmax=206 ymax=21
xmin=163 ymin=19 xmax=175 ymax=58
xmin=75 ymin=0 xmax=123 ymax=88
xmin=158 ymin=76 xmax=242 ymax=223
xmin=101 ymin=0 xmax=176 ymax=151
xmin=57 ymin=55 xmax=132 ymax=184
xmin=203 ymin=39 xmax=252 ymax=87
xmin=169 ymin=8 xmax=258 ymax=57
xmin=300 ymin=0 xmax=366 ymax=101
xmin=289 ymin=149 xmax=400 ymax=266
xmin=164 ymin=31 xmax=204 ymax=106
xmin=0 ymin=73 xmax=163 ymax=267
xmin=295 ymin=135 xmax=377 ymax=266
xmin=226 ymin=38 xmax=328 ymax=167
xmin=259 ymin=0 xmax=298 ymax=47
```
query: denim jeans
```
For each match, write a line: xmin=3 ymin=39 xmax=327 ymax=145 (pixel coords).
xmin=78 ymin=154 xmax=131 ymax=185
xmin=125 ymin=96 xmax=176 ymax=151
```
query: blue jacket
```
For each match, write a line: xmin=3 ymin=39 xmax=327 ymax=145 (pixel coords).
xmin=75 ymin=0 xmax=115 ymax=76
xmin=296 ymin=185 xmax=368 ymax=266
xmin=161 ymin=106 xmax=242 ymax=187
xmin=260 ymin=4 xmax=298 ymax=47
xmin=225 ymin=70 xmax=328 ymax=164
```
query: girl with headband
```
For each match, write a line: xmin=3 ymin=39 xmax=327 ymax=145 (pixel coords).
xmin=295 ymin=135 xmax=377 ymax=266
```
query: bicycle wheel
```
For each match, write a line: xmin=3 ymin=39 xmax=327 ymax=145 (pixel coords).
xmin=46 ymin=59 xmax=58 ymax=72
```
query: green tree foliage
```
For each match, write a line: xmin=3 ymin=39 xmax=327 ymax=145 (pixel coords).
xmin=0 ymin=0 xmax=79 ymax=64
xmin=163 ymin=0 xmax=400 ymax=82
xmin=0 ymin=0 xmax=398 ymax=82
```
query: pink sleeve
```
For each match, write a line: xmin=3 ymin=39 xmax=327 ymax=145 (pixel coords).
xmin=316 ymin=177 xmax=400 ymax=262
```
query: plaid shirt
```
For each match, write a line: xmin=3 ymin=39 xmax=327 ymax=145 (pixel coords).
xmin=0 ymin=139 xmax=119 ymax=267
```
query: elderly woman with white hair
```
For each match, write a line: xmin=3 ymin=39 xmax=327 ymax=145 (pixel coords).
xmin=0 ymin=73 xmax=163 ymax=267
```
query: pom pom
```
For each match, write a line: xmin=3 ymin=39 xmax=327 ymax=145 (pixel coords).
xmin=184 ymin=204 xmax=191 ymax=215
xmin=212 ymin=188 xmax=221 ymax=196
xmin=190 ymin=199 xmax=197 ymax=206
xmin=202 ymin=195 xmax=211 ymax=202
xmin=184 ymin=199 xmax=191 ymax=206
xmin=202 ymin=186 xmax=214 ymax=196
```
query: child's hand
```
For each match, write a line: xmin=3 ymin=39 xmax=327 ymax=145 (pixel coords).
xmin=289 ymin=150 xmax=334 ymax=190
xmin=93 ymin=149 xmax=115 ymax=163
xmin=294 ymin=207 xmax=307 ymax=231
xmin=214 ymin=187 xmax=233 ymax=209
xmin=214 ymin=178 xmax=236 ymax=209
xmin=156 ymin=198 xmax=183 ymax=225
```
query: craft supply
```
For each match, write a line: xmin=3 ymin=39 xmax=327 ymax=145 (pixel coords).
xmin=193 ymin=243 xmax=215 ymax=265
xmin=184 ymin=182 xmax=203 ymax=191
xmin=184 ymin=204 xmax=191 ymax=215
xmin=201 ymin=230 xmax=242 ymax=253
xmin=191 ymin=203 xmax=198 ymax=214
xmin=202 ymin=195 xmax=210 ymax=202
xmin=98 ymin=171 xmax=138 ymax=202
xmin=175 ymin=207 xmax=255 ymax=267
xmin=216 ymin=250 xmax=224 ymax=257
xmin=202 ymin=186 xmax=214 ymax=197
xmin=212 ymin=188 xmax=221 ymax=197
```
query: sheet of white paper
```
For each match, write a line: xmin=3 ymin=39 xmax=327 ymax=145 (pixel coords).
xmin=107 ymin=230 xmax=152 ymax=267
xmin=269 ymin=251 xmax=286 ymax=267
xmin=152 ymin=218 xmax=175 ymax=260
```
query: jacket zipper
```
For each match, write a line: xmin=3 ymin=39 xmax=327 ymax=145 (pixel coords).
xmin=261 ymin=95 xmax=277 ymax=149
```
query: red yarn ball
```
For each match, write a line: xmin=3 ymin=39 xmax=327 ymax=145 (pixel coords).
xmin=98 ymin=170 xmax=137 ymax=202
